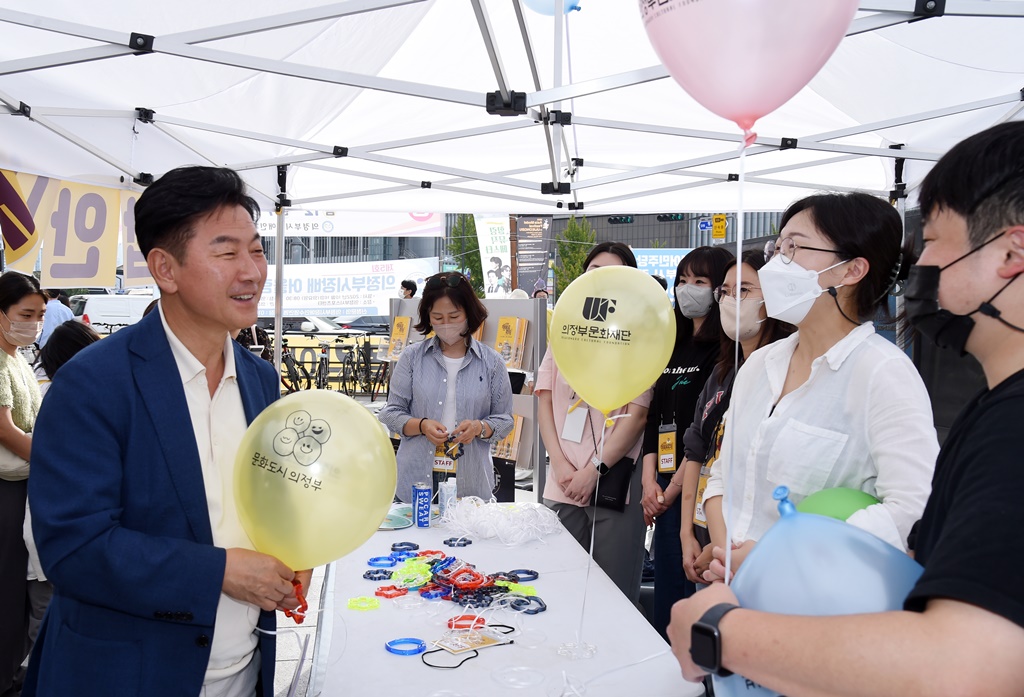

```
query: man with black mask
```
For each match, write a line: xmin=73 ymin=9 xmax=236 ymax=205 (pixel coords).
xmin=665 ymin=121 xmax=1024 ymax=696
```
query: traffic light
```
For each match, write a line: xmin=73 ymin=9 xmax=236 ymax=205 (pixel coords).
xmin=657 ymin=213 xmax=686 ymax=222
xmin=607 ymin=216 xmax=634 ymax=224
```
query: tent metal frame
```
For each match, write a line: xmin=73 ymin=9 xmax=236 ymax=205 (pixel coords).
xmin=0 ymin=0 xmax=1022 ymax=213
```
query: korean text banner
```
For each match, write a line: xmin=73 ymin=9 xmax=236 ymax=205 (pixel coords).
xmin=1 ymin=169 xmax=123 ymax=286
xmin=255 ymin=210 xmax=443 ymax=238
xmin=258 ymin=257 xmax=438 ymax=317
xmin=633 ymin=248 xmax=693 ymax=299
xmin=474 ymin=214 xmax=511 ymax=298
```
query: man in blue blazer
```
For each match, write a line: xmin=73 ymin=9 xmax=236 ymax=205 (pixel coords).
xmin=26 ymin=167 xmax=308 ymax=697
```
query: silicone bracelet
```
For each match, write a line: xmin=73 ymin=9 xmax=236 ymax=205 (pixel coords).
xmin=385 ymin=638 xmax=427 ymax=656
xmin=368 ymin=556 xmax=397 ymax=568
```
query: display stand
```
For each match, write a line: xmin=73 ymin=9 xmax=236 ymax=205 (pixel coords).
xmin=388 ymin=296 xmax=546 ymax=502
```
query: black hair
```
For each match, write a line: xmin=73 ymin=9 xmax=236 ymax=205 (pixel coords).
xmin=415 ymin=272 xmax=488 ymax=337
xmin=713 ymin=250 xmax=795 ymax=382
xmin=0 ymin=271 xmax=46 ymax=315
xmin=400 ymin=279 xmax=417 ymax=295
xmin=532 ymin=289 xmax=548 ymax=298
xmin=674 ymin=246 xmax=733 ymax=346
xmin=651 ymin=275 xmax=668 ymax=290
xmin=133 ymin=166 xmax=259 ymax=262
xmin=919 ymin=121 xmax=1024 ymax=247
xmin=40 ymin=320 xmax=101 ymax=379
xmin=44 ymin=289 xmax=61 ymax=300
xmin=779 ymin=192 xmax=905 ymax=322
xmin=583 ymin=241 xmax=637 ymax=270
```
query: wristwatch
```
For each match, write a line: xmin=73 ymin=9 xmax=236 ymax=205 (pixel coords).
xmin=590 ymin=455 xmax=610 ymax=476
xmin=690 ymin=603 xmax=740 ymax=677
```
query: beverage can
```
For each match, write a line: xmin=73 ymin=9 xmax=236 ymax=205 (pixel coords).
xmin=412 ymin=481 xmax=432 ymax=528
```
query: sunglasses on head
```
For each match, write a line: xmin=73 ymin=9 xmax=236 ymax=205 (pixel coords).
xmin=425 ymin=273 xmax=467 ymax=291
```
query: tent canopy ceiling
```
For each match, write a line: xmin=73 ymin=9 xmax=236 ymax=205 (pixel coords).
xmin=0 ymin=0 xmax=1022 ymax=214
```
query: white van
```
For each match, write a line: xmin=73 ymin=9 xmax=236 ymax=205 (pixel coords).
xmin=70 ymin=294 xmax=155 ymax=334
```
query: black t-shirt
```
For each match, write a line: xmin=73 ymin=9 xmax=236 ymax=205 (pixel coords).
xmin=643 ymin=339 xmax=718 ymax=468
xmin=904 ymin=368 xmax=1024 ymax=630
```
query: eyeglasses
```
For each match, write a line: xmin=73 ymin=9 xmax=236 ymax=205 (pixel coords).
xmin=424 ymin=273 xmax=467 ymax=291
xmin=771 ymin=237 xmax=845 ymax=265
xmin=713 ymin=285 xmax=761 ymax=303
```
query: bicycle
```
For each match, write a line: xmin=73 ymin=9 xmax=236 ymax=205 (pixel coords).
xmin=276 ymin=337 xmax=311 ymax=393
xmin=338 ymin=333 xmax=375 ymax=396
xmin=313 ymin=337 xmax=346 ymax=390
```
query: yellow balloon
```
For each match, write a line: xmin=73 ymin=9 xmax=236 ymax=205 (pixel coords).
xmin=550 ymin=266 xmax=675 ymax=413
xmin=235 ymin=390 xmax=397 ymax=570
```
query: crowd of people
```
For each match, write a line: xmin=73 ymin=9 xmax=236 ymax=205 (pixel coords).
xmin=3 ymin=121 xmax=1023 ymax=696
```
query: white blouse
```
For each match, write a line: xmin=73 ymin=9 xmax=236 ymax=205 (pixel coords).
xmin=704 ymin=322 xmax=938 ymax=551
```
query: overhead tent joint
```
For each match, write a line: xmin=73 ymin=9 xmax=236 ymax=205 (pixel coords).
xmin=333 ymin=146 xmax=348 ymax=158
xmin=133 ymin=173 xmax=154 ymax=186
xmin=135 ymin=107 xmax=155 ymax=124
xmin=16 ymin=102 xmax=30 ymax=119
xmin=129 ymin=32 xmax=155 ymax=54
xmin=421 ymin=181 xmax=431 ymax=189
xmin=780 ymin=137 xmax=798 ymax=150
xmin=890 ymin=143 xmax=907 ymax=201
xmin=572 ymin=157 xmax=584 ymax=168
xmin=276 ymin=164 xmax=290 ymax=212
xmin=485 ymin=91 xmax=527 ymax=117
xmin=727 ymin=174 xmax=739 ymax=182
xmin=569 ymin=202 xmax=584 ymax=210
xmin=547 ymin=110 xmax=572 ymax=126
xmin=913 ymin=0 xmax=945 ymax=19
xmin=541 ymin=182 xmax=570 ymax=195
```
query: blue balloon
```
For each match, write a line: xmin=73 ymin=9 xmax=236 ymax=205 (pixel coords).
xmin=521 ymin=0 xmax=581 ymax=16
xmin=713 ymin=486 xmax=923 ymax=697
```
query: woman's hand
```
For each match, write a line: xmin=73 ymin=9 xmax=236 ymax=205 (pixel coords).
xmin=563 ymin=464 xmax=600 ymax=505
xmin=451 ymin=419 xmax=483 ymax=445
xmin=641 ymin=477 xmax=668 ymax=522
xmin=419 ymin=418 xmax=449 ymax=446
xmin=548 ymin=456 xmax=576 ymax=494
xmin=681 ymin=531 xmax=703 ymax=584
xmin=702 ymin=540 xmax=756 ymax=584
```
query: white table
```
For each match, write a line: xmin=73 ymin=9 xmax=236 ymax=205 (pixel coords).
xmin=308 ymin=509 xmax=702 ymax=696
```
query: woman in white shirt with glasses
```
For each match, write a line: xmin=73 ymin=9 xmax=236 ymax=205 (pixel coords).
xmin=702 ymin=192 xmax=939 ymax=581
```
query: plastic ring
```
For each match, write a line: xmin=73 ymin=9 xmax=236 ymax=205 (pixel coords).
xmin=385 ymin=638 xmax=427 ymax=656
xmin=368 ymin=556 xmax=397 ymax=568
xmin=391 ymin=541 xmax=420 ymax=552
xmin=508 ymin=568 xmax=539 ymax=582
xmin=447 ymin=614 xmax=486 ymax=630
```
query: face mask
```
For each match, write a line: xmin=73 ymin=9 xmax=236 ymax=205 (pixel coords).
xmin=1 ymin=310 xmax=42 ymax=347
xmin=905 ymin=231 xmax=1022 ymax=356
xmin=433 ymin=321 xmax=468 ymax=346
xmin=719 ymin=295 xmax=765 ymax=342
xmin=675 ymin=284 xmax=714 ymax=319
xmin=758 ymin=254 xmax=849 ymax=326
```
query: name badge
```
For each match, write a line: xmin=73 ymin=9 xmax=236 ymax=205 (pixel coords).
xmin=658 ymin=423 xmax=676 ymax=474
xmin=561 ymin=402 xmax=588 ymax=444
xmin=433 ymin=442 xmax=457 ymax=473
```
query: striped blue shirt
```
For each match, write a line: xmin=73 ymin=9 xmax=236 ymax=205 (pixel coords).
xmin=378 ymin=336 xmax=514 ymax=502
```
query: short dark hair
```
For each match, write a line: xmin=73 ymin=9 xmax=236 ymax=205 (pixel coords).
xmin=415 ymin=272 xmax=488 ymax=336
xmin=133 ymin=166 xmax=259 ymax=262
xmin=919 ymin=121 xmax=1024 ymax=247
xmin=40 ymin=320 xmax=101 ymax=379
xmin=0 ymin=271 xmax=46 ymax=315
xmin=532 ymin=289 xmax=548 ymax=298
xmin=400 ymin=279 xmax=417 ymax=295
xmin=44 ymin=289 xmax=61 ymax=299
xmin=583 ymin=241 xmax=637 ymax=270
xmin=674 ymin=246 xmax=734 ymax=345
xmin=779 ymin=192 xmax=904 ymax=321
xmin=714 ymin=250 xmax=795 ymax=382
xmin=651 ymin=275 xmax=668 ymax=290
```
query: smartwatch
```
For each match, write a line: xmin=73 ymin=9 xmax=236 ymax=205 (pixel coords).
xmin=590 ymin=455 xmax=610 ymax=476
xmin=690 ymin=603 xmax=740 ymax=677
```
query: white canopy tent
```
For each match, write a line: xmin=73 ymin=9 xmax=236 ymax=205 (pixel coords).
xmin=0 ymin=0 xmax=1022 ymax=216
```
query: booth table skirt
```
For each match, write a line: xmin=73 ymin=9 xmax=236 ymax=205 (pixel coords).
xmin=308 ymin=507 xmax=702 ymax=696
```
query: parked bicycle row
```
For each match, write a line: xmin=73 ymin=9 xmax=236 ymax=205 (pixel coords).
xmin=275 ymin=335 xmax=390 ymax=400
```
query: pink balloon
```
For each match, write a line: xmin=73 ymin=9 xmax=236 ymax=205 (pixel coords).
xmin=640 ymin=0 xmax=859 ymax=133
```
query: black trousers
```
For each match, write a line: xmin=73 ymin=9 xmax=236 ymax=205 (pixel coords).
xmin=0 ymin=479 xmax=29 ymax=696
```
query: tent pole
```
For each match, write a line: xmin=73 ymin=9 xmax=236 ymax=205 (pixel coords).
xmin=273 ymin=165 xmax=289 ymax=373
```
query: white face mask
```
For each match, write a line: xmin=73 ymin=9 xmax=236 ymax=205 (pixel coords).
xmin=758 ymin=255 xmax=849 ymax=325
xmin=432 ymin=321 xmax=468 ymax=346
xmin=719 ymin=295 xmax=765 ymax=342
xmin=1 ymin=310 xmax=42 ymax=347
xmin=675 ymin=284 xmax=714 ymax=319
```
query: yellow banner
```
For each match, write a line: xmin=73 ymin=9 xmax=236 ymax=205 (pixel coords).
xmin=120 ymin=190 xmax=153 ymax=287
xmin=0 ymin=169 xmax=54 ymax=273
xmin=40 ymin=180 xmax=120 ymax=287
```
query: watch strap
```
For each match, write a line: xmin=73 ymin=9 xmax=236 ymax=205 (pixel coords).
xmin=691 ymin=602 xmax=740 ymax=677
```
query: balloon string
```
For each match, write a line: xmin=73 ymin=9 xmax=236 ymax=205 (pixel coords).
xmin=724 ymin=136 xmax=751 ymax=586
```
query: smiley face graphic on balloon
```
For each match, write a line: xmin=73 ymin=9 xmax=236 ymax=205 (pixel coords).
xmin=274 ymin=411 xmax=331 ymax=466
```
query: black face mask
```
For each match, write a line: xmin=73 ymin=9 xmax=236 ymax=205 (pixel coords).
xmin=905 ymin=231 xmax=1022 ymax=356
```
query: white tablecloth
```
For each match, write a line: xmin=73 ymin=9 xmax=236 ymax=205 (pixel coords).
xmin=309 ymin=508 xmax=703 ymax=696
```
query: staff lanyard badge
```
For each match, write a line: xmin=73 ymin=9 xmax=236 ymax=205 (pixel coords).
xmin=658 ymin=423 xmax=677 ymax=474
xmin=561 ymin=397 xmax=589 ymax=444
xmin=433 ymin=437 xmax=462 ymax=473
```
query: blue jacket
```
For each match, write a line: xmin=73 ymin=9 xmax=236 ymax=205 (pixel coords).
xmin=25 ymin=311 xmax=280 ymax=697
